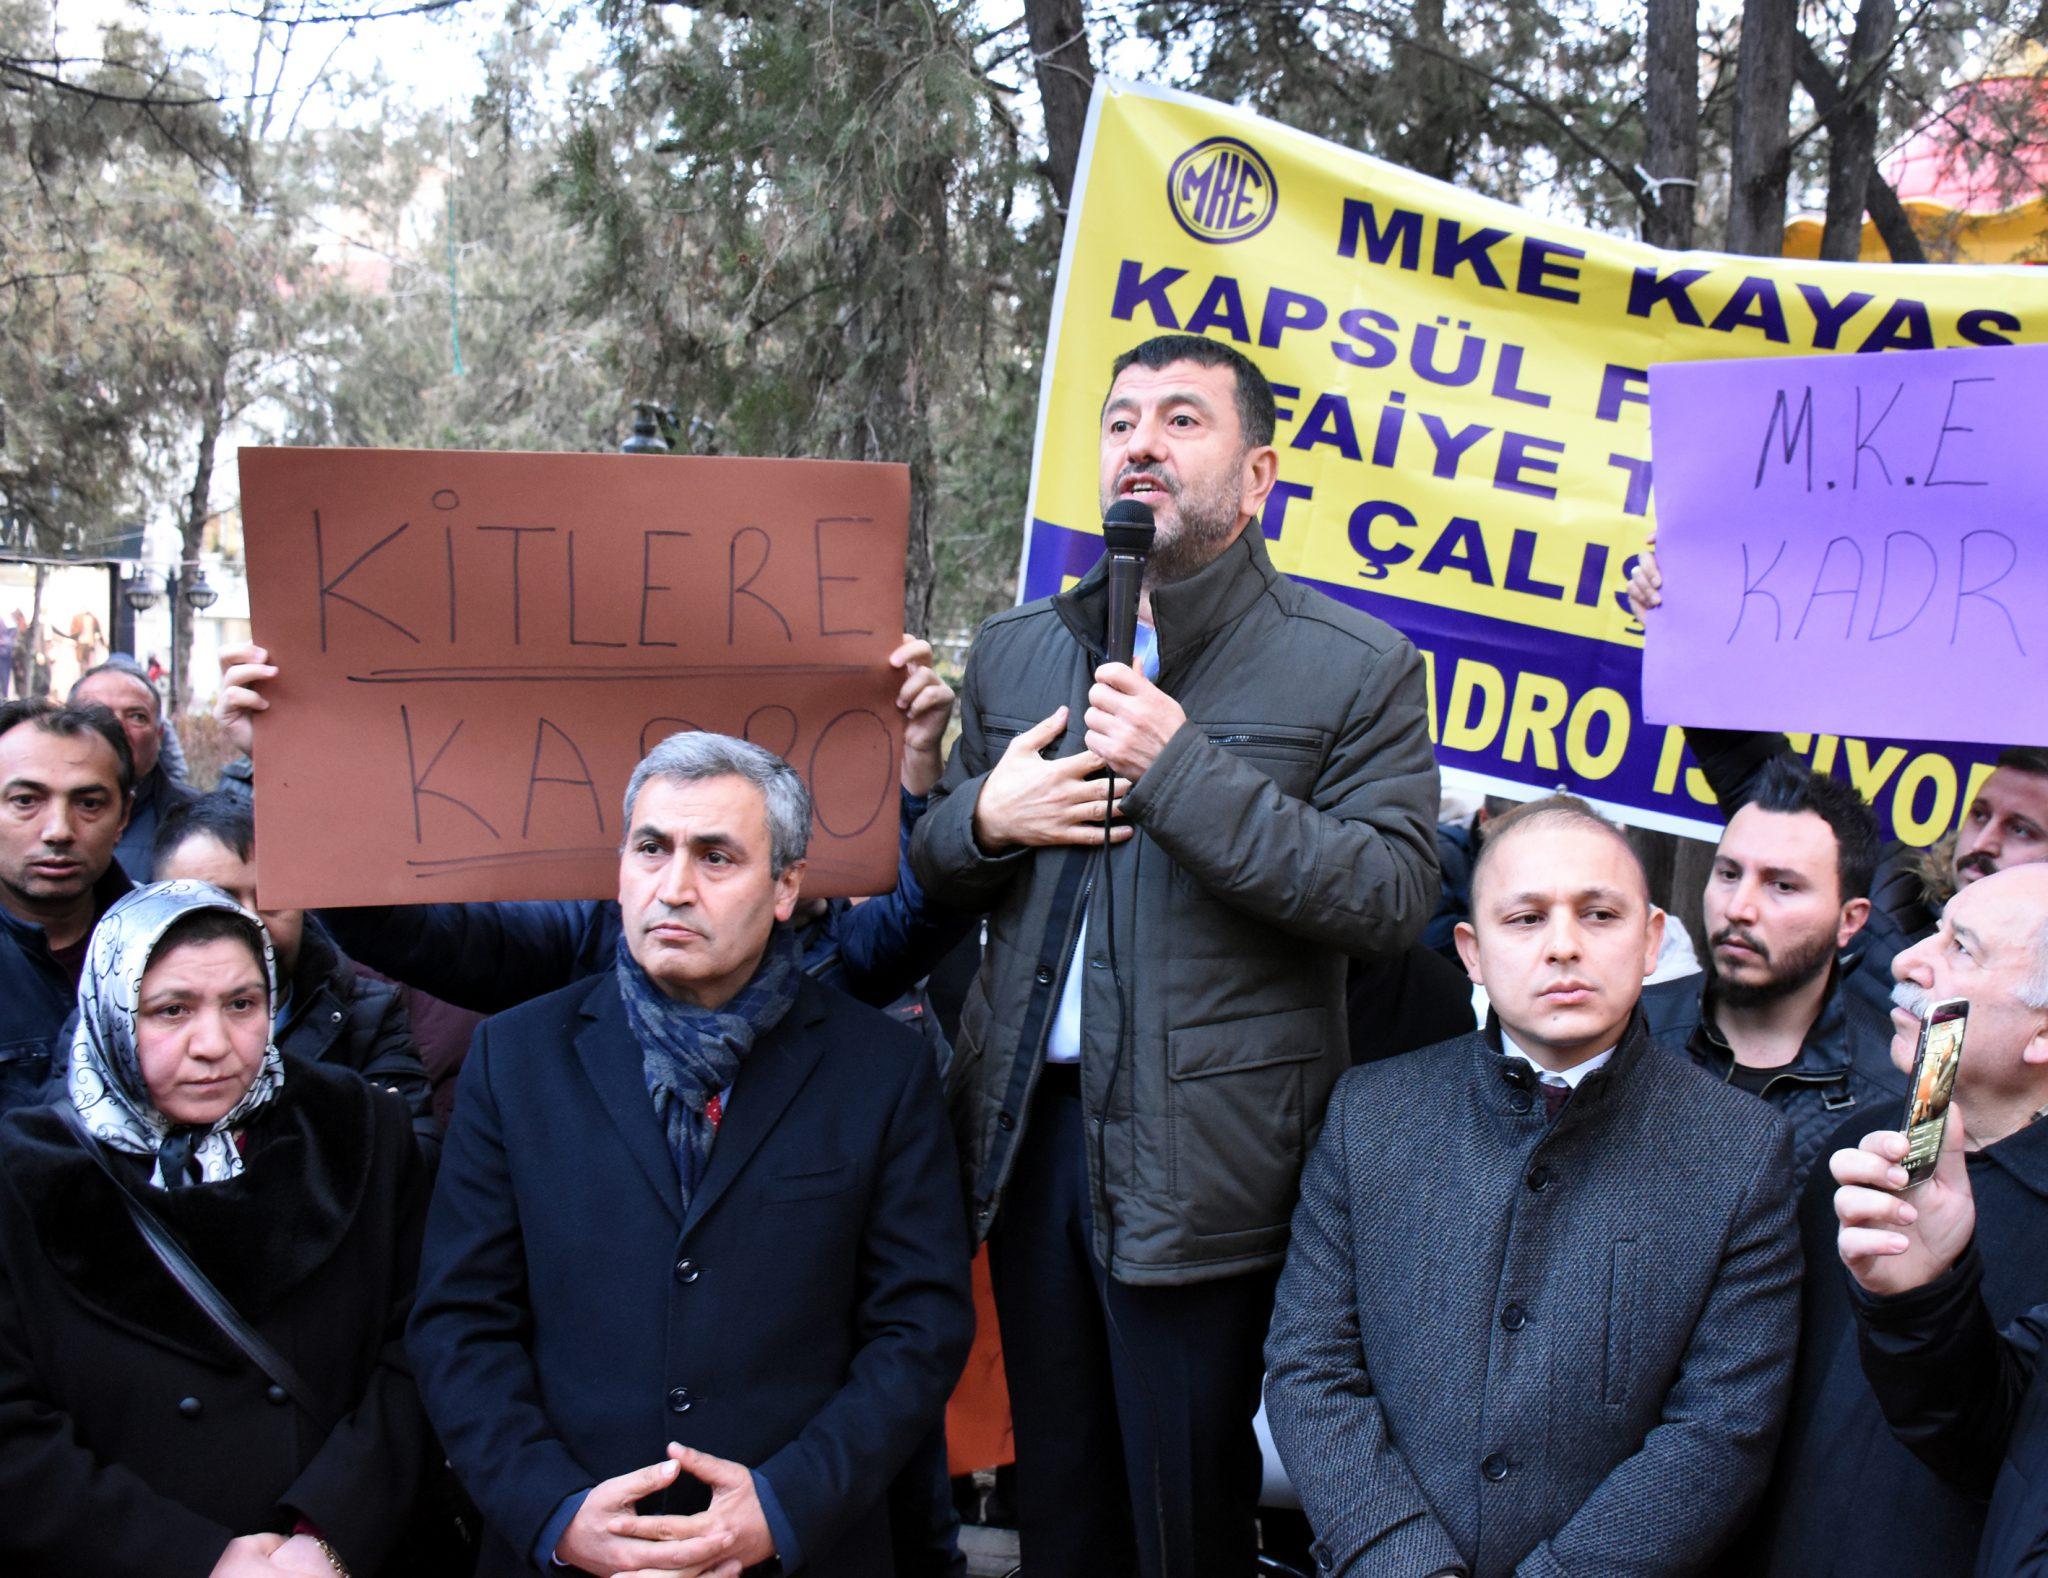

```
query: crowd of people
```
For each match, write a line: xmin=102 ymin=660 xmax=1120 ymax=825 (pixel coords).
xmin=0 ymin=331 xmax=2043 ymax=1577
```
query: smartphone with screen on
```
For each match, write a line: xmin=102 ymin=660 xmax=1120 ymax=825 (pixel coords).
xmin=1901 ymin=997 xmax=1969 ymax=1185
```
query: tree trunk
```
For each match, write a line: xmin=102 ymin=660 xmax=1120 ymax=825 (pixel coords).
xmin=1642 ymin=0 xmax=1700 ymax=248
xmin=1796 ymin=34 xmax=1925 ymax=262
xmin=173 ymin=360 xmax=228 ymax=716
xmin=1818 ymin=0 xmax=1899 ymax=260
xmin=1025 ymin=0 xmax=1094 ymax=213
xmin=1725 ymin=0 xmax=1798 ymax=254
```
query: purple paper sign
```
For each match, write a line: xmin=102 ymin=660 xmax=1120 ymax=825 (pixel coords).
xmin=1645 ymin=344 xmax=2048 ymax=746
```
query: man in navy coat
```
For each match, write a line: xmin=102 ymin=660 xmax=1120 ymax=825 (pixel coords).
xmin=408 ymin=731 xmax=973 ymax=1577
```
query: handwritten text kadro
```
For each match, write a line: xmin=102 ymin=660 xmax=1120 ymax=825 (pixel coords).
xmin=240 ymin=447 xmax=910 ymax=908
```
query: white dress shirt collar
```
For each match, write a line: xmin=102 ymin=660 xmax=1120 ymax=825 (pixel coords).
xmin=1500 ymin=1030 xmax=1615 ymax=1089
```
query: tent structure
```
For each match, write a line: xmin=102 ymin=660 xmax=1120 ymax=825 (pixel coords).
xmin=1784 ymin=40 xmax=2048 ymax=263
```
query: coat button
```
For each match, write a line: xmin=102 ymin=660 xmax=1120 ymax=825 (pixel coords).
xmin=1527 ymin=1166 xmax=1551 ymax=1192
xmin=331 ymin=1010 xmax=344 ymax=1023
xmin=266 ymin=1384 xmax=289 ymax=1405
xmin=998 ymin=1111 xmax=1016 ymax=1131
xmin=177 ymin=1396 xmax=203 ymax=1419
xmin=1501 ymin=1302 xmax=1528 ymax=1332
xmin=1481 ymin=1452 xmax=1510 ymax=1482
xmin=1508 ymin=1090 xmax=1532 ymax=1114
xmin=674 ymin=1259 xmax=700 ymax=1284
xmin=1034 ymin=966 xmax=1055 ymax=985
xmin=667 ymin=1386 xmax=695 ymax=1413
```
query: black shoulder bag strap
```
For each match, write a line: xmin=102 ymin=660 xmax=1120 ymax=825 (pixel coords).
xmin=56 ymin=1103 xmax=337 ymax=1435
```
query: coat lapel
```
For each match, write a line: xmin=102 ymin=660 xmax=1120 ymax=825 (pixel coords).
xmin=574 ymin=976 xmax=685 ymax=1230
xmin=679 ymin=981 xmax=831 ymax=1242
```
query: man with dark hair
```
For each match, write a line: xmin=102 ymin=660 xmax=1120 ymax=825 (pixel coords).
xmin=1267 ymin=794 xmax=1800 ymax=1576
xmin=152 ymin=794 xmax=438 ymax=1157
xmin=1111 ymin=331 xmax=1278 ymax=436
xmin=912 ymin=334 xmax=1440 ymax=1577
xmin=71 ymin=659 xmax=192 ymax=881
xmin=1643 ymin=754 xmax=1904 ymax=1180
xmin=0 ymin=700 xmax=134 ymax=1111
xmin=1631 ymin=545 xmax=2048 ymax=1011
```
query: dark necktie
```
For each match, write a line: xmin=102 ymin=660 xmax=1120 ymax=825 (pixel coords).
xmin=1540 ymin=1079 xmax=1572 ymax=1123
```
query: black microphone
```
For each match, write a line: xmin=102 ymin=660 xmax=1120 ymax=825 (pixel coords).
xmin=1101 ymin=498 xmax=1156 ymax=667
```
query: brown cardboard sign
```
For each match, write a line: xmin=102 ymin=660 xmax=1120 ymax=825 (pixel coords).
xmin=239 ymin=447 xmax=908 ymax=908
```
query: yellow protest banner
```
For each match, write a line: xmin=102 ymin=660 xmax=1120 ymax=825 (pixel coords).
xmin=1021 ymin=78 xmax=2047 ymax=844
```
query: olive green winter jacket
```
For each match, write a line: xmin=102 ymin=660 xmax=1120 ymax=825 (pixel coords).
xmin=910 ymin=526 xmax=1440 ymax=1284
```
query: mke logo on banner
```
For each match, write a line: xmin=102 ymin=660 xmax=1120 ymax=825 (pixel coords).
xmin=1022 ymin=78 xmax=2048 ymax=845
xmin=1167 ymin=138 xmax=1278 ymax=242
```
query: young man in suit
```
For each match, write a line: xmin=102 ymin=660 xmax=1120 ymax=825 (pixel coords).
xmin=408 ymin=732 xmax=973 ymax=1578
xmin=1265 ymin=795 xmax=1802 ymax=1577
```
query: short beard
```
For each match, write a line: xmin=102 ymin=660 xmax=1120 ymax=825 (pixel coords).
xmin=1110 ymin=469 xmax=1246 ymax=587
xmin=1148 ymin=512 xmax=1240 ymax=583
xmin=1711 ymin=927 xmax=1837 ymax=1008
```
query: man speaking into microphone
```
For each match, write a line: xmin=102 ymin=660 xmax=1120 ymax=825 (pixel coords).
xmin=912 ymin=334 xmax=1441 ymax=1578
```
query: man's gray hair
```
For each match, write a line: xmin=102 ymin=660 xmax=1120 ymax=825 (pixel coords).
xmin=622 ymin=732 xmax=813 ymax=876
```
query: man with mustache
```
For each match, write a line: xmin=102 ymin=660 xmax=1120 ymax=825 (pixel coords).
xmin=1641 ymin=755 xmax=1904 ymax=1180
xmin=1267 ymin=796 xmax=1800 ymax=1576
xmin=1630 ymin=543 xmax=2048 ymax=1012
xmin=911 ymin=333 xmax=1439 ymax=1578
xmin=1729 ymin=863 xmax=2048 ymax=1575
xmin=1832 ymin=896 xmax=2048 ymax=1577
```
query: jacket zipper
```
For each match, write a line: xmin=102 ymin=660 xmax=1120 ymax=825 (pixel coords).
xmin=1208 ymin=730 xmax=1316 ymax=750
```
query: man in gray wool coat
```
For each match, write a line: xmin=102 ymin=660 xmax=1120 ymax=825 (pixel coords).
xmin=1265 ymin=794 xmax=1804 ymax=1577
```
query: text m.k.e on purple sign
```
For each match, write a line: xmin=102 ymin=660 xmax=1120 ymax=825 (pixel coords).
xmin=1645 ymin=344 xmax=2048 ymax=747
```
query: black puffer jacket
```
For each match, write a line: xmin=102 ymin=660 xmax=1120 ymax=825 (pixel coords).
xmin=1641 ymin=965 xmax=1906 ymax=1182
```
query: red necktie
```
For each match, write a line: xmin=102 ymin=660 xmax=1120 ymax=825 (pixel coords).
xmin=1540 ymin=1080 xmax=1571 ymax=1122
xmin=706 ymin=1093 xmax=724 ymax=1131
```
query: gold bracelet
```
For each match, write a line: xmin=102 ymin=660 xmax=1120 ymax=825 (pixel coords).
xmin=314 ymin=1538 xmax=351 ymax=1578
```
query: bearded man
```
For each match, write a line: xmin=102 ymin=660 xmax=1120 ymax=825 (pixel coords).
xmin=1641 ymin=755 xmax=1905 ymax=1180
xmin=910 ymin=333 xmax=1441 ymax=1578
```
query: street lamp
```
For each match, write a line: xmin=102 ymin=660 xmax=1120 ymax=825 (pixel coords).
xmin=123 ymin=570 xmax=162 ymax=613
xmin=182 ymin=566 xmax=218 ymax=612
xmin=620 ymin=402 xmax=673 ymax=455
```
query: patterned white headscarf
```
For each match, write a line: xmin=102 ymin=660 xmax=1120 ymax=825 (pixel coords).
xmin=65 ymin=880 xmax=285 ymax=1189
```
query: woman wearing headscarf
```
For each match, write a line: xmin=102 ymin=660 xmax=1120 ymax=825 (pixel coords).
xmin=0 ymin=881 xmax=437 ymax=1576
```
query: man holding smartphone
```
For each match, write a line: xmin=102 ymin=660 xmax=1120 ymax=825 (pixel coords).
xmin=1836 ymin=1086 xmax=2048 ymax=1576
xmin=1266 ymin=795 xmax=1801 ymax=1576
xmin=1735 ymin=862 xmax=2048 ymax=1576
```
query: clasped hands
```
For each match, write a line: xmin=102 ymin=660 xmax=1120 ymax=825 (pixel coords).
xmin=971 ymin=664 xmax=1184 ymax=852
xmin=556 ymin=1442 xmax=769 ymax=1578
